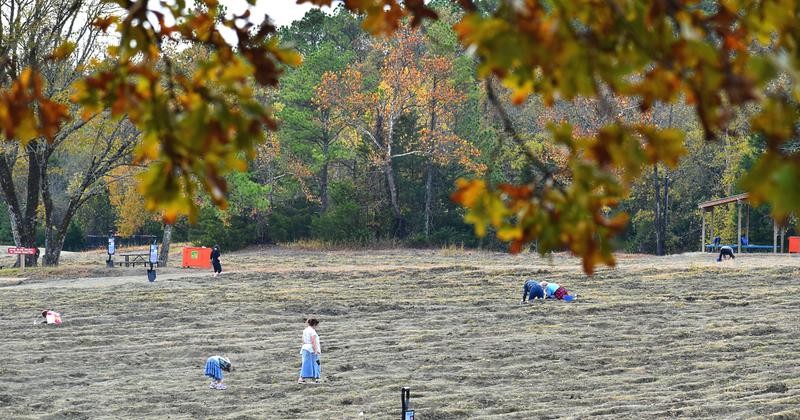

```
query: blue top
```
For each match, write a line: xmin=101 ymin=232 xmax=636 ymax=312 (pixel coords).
xmin=544 ymin=283 xmax=560 ymax=298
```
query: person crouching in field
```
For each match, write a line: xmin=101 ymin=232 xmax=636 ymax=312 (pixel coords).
xmin=540 ymin=281 xmax=576 ymax=301
xmin=204 ymin=356 xmax=232 ymax=390
xmin=717 ymin=245 xmax=735 ymax=262
xmin=521 ymin=279 xmax=545 ymax=303
xmin=39 ymin=310 xmax=62 ymax=325
xmin=211 ymin=245 xmax=222 ymax=277
xmin=298 ymin=318 xmax=321 ymax=384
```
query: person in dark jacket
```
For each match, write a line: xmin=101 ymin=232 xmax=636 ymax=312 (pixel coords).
xmin=717 ymin=245 xmax=735 ymax=262
xmin=211 ymin=245 xmax=222 ymax=277
xmin=521 ymin=279 xmax=545 ymax=303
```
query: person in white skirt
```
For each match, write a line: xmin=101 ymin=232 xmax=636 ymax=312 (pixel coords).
xmin=298 ymin=318 xmax=321 ymax=384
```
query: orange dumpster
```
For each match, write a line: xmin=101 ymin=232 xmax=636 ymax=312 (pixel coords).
xmin=789 ymin=236 xmax=800 ymax=254
xmin=182 ymin=247 xmax=212 ymax=268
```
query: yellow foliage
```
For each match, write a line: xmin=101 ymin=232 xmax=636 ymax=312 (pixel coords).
xmin=106 ymin=167 xmax=150 ymax=236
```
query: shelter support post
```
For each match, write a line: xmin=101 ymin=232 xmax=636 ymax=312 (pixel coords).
xmin=746 ymin=204 xmax=750 ymax=240
xmin=737 ymin=200 xmax=742 ymax=253
xmin=774 ymin=219 xmax=778 ymax=253
xmin=710 ymin=208 xmax=715 ymax=247
xmin=701 ymin=210 xmax=706 ymax=252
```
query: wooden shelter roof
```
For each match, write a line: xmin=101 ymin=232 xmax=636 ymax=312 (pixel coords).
xmin=698 ymin=193 xmax=749 ymax=210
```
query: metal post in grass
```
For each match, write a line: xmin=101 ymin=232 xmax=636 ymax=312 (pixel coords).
xmin=107 ymin=231 xmax=116 ymax=268
xmin=401 ymin=387 xmax=414 ymax=420
xmin=147 ymin=241 xmax=158 ymax=282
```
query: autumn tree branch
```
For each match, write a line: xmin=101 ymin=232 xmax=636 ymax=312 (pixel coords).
xmin=484 ymin=77 xmax=557 ymax=186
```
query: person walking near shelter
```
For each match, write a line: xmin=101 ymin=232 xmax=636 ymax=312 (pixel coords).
xmin=298 ymin=318 xmax=321 ymax=384
xmin=211 ymin=245 xmax=222 ymax=277
xmin=521 ymin=279 xmax=545 ymax=303
xmin=204 ymin=355 xmax=232 ymax=390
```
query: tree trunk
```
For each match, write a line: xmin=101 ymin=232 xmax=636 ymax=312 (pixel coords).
xmin=385 ymin=155 xmax=402 ymax=221
xmin=5 ymin=204 xmax=22 ymax=245
xmin=42 ymin=224 xmax=67 ymax=266
xmin=383 ymin=118 xmax=403 ymax=236
xmin=653 ymin=165 xmax=662 ymax=256
xmin=319 ymin=140 xmax=330 ymax=213
xmin=8 ymin=210 xmax=38 ymax=267
xmin=40 ymin=143 xmax=79 ymax=267
xmin=424 ymin=76 xmax=438 ymax=238
xmin=159 ymin=224 xmax=173 ymax=266
xmin=22 ymin=143 xmax=42 ymax=265
xmin=424 ymin=158 xmax=434 ymax=237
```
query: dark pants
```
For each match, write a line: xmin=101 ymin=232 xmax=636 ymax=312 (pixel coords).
xmin=212 ymin=260 xmax=222 ymax=273
xmin=522 ymin=280 xmax=544 ymax=301
xmin=717 ymin=248 xmax=735 ymax=261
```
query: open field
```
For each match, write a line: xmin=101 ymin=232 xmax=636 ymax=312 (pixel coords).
xmin=1 ymin=248 xmax=799 ymax=418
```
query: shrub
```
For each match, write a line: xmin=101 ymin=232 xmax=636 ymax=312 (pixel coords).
xmin=625 ymin=210 xmax=656 ymax=254
xmin=266 ymin=198 xmax=314 ymax=243
xmin=63 ymin=222 xmax=86 ymax=251
xmin=0 ymin=209 xmax=12 ymax=243
xmin=311 ymin=201 xmax=371 ymax=243
xmin=407 ymin=225 xmax=492 ymax=249
xmin=188 ymin=207 xmax=256 ymax=251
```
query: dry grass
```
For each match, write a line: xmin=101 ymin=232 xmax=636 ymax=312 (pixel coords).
xmin=0 ymin=248 xmax=799 ymax=418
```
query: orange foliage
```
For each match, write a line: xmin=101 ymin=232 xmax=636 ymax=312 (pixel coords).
xmin=0 ymin=69 xmax=69 ymax=143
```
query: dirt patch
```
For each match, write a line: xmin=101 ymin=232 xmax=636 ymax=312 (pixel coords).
xmin=0 ymin=249 xmax=798 ymax=418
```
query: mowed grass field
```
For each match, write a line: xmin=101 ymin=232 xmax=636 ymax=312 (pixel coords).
xmin=1 ymin=248 xmax=799 ymax=419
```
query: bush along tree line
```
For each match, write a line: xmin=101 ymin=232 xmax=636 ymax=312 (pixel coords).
xmin=1 ymin=0 xmax=799 ymax=271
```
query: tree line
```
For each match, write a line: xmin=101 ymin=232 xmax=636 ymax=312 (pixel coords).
xmin=1 ymin=0 xmax=797 ymax=268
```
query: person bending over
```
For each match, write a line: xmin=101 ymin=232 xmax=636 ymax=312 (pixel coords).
xmin=39 ymin=310 xmax=62 ymax=325
xmin=521 ymin=279 xmax=545 ymax=303
xmin=717 ymin=245 xmax=735 ymax=262
xmin=204 ymin=356 xmax=232 ymax=390
xmin=540 ymin=281 xmax=576 ymax=301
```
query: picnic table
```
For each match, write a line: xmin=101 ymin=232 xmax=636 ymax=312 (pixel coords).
xmin=117 ymin=253 xmax=158 ymax=267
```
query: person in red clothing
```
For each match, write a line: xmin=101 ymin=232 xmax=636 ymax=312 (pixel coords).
xmin=539 ymin=281 xmax=576 ymax=301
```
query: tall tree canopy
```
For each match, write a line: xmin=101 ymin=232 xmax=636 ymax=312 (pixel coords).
xmin=2 ymin=0 xmax=800 ymax=272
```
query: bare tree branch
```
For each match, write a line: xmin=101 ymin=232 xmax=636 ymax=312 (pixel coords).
xmin=391 ymin=150 xmax=423 ymax=158
xmin=484 ymin=77 xmax=556 ymax=184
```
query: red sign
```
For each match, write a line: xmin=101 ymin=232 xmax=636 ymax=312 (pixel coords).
xmin=8 ymin=247 xmax=37 ymax=255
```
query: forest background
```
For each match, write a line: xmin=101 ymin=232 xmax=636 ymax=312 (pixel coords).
xmin=0 ymin=0 xmax=792 ymax=263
